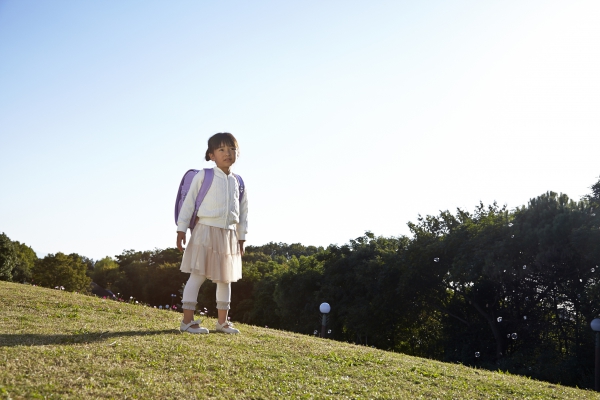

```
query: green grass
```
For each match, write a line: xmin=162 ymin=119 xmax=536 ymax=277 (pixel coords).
xmin=0 ymin=282 xmax=598 ymax=399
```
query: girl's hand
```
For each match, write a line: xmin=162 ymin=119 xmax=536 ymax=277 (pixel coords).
xmin=177 ymin=231 xmax=186 ymax=252
xmin=239 ymin=240 xmax=245 ymax=256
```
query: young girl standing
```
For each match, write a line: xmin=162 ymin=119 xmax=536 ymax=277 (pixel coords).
xmin=176 ymin=132 xmax=248 ymax=334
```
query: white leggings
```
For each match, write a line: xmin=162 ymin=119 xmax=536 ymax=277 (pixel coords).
xmin=181 ymin=273 xmax=231 ymax=311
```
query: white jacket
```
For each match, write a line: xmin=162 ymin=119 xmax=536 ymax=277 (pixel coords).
xmin=176 ymin=167 xmax=248 ymax=240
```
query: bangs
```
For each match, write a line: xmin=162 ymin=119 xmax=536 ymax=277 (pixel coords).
xmin=208 ymin=132 xmax=238 ymax=152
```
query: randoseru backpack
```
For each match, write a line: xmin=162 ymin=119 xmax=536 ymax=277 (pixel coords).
xmin=174 ymin=168 xmax=245 ymax=232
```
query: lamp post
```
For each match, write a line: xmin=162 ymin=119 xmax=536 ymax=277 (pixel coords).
xmin=592 ymin=319 xmax=600 ymax=391
xmin=320 ymin=302 xmax=330 ymax=338
xmin=170 ymin=294 xmax=177 ymax=309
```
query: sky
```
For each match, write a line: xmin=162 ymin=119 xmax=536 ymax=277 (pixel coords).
xmin=1 ymin=1 xmax=599 ymax=260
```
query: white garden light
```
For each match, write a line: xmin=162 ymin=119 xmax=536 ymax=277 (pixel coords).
xmin=591 ymin=318 xmax=600 ymax=391
xmin=319 ymin=303 xmax=331 ymax=338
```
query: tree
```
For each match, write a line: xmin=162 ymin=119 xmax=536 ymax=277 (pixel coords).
xmin=234 ymin=260 xmax=285 ymax=327
xmin=113 ymin=249 xmax=153 ymax=301
xmin=272 ymin=255 xmax=324 ymax=333
xmin=113 ymin=248 xmax=183 ymax=303
xmin=12 ymin=240 xmax=37 ymax=282
xmin=400 ymin=192 xmax=599 ymax=387
xmin=0 ymin=233 xmax=17 ymax=281
xmin=144 ymin=262 xmax=188 ymax=307
xmin=584 ymin=176 xmax=600 ymax=208
xmin=245 ymin=242 xmax=324 ymax=263
xmin=92 ymin=256 xmax=123 ymax=292
xmin=319 ymin=233 xmax=408 ymax=348
xmin=80 ymin=256 xmax=95 ymax=278
xmin=32 ymin=252 xmax=91 ymax=292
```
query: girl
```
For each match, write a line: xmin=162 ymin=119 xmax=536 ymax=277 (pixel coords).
xmin=176 ymin=132 xmax=248 ymax=334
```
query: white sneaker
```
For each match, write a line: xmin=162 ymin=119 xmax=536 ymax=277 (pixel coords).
xmin=180 ymin=319 xmax=209 ymax=334
xmin=215 ymin=321 xmax=240 ymax=334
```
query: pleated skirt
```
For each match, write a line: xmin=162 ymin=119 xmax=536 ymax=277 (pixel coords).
xmin=179 ymin=224 xmax=242 ymax=283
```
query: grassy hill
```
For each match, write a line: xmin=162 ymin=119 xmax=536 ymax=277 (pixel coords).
xmin=0 ymin=282 xmax=598 ymax=399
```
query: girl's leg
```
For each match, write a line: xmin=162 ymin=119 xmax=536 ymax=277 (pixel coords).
xmin=215 ymin=281 xmax=231 ymax=325
xmin=217 ymin=309 xmax=228 ymax=325
xmin=182 ymin=273 xmax=206 ymax=326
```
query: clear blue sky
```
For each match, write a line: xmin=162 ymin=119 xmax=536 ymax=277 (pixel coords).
xmin=1 ymin=1 xmax=599 ymax=260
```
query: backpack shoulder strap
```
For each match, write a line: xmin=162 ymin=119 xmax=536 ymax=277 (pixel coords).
xmin=174 ymin=169 xmax=199 ymax=225
xmin=233 ymin=173 xmax=245 ymax=202
xmin=195 ymin=168 xmax=214 ymax=210
xmin=188 ymin=168 xmax=214 ymax=231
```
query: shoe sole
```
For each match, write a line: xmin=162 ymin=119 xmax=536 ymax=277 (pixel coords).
xmin=180 ymin=329 xmax=209 ymax=334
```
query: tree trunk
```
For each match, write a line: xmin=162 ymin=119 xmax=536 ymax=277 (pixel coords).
xmin=471 ymin=300 xmax=504 ymax=360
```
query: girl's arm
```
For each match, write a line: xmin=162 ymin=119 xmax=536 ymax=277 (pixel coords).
xmin=236 ymin=185 xmax=248 ymax=242
xmin=237 ymin=182 xmax=247 ymax=256
xmin=177 ymin=217 xmax=199 ymax=252
xmin=177 ymin=231 xmax=187 ymax=252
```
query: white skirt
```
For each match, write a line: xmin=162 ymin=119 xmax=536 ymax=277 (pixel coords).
xmin=179 ymin=224 xmax=242 ymax=283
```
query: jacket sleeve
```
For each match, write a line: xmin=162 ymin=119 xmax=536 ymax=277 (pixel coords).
xmin=176 ymin=170 xmax=205 ymax=233
xmin=236 ymin=185 xmax=248 ymax=240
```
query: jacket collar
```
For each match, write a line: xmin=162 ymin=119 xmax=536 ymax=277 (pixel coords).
xmin=213 ymin=166 xmax=233 ymax=177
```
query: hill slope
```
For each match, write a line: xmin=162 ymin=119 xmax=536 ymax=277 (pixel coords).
xmin=0 ymin=282 xmax=597 ymax=399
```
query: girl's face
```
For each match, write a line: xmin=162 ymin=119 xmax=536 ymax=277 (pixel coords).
xmin=209 ymin=143 xmax=237 ymax=171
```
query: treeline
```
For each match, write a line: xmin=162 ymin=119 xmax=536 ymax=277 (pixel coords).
xmin=1 ymin=177 xmax=599 ymax=388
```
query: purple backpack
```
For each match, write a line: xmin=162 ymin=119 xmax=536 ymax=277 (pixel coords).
xmin=174 ymin=168 xmax=245 ymax=232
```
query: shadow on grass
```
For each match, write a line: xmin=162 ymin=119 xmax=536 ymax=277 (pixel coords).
xmin=0 ymin=329 xmax=180 ymax=347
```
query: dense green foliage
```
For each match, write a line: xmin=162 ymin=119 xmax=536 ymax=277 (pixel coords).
xmin=0 ymin=233 xmax=16 ymax=281
xmin=12 ymin=240 xmax=36 ymax=282
xmin=31 ymin=252 xmax=92 ymax=293
xmin=0 ymin=233 xmax=37 ymax=283
xmin=1 ymin=176 xmax=599 ymax=388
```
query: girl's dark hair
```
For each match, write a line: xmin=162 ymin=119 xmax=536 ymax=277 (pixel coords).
xmin=205 ymin=132 xmax=239 ymax=161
